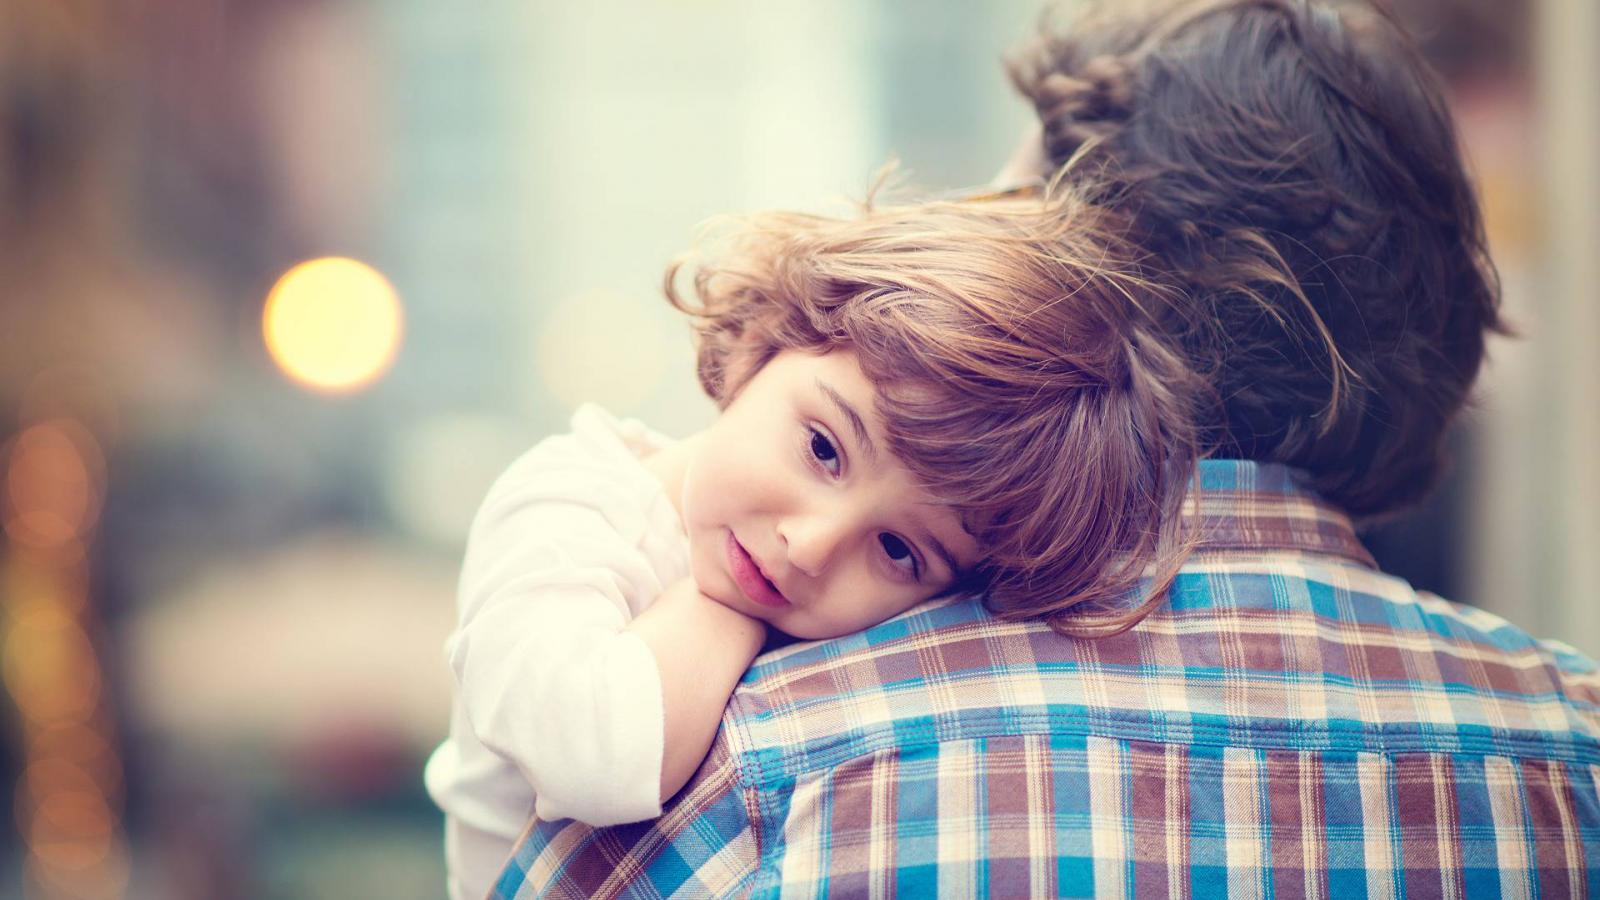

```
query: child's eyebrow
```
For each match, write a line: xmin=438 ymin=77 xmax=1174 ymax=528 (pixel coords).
xmin=816 ymin=379 xmax=879 ymax=465
xmin=921 ymin=528 xmax=960 ymax=582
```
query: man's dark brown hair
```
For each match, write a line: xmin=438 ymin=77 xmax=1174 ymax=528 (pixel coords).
xmin=1010 ymin=0 xmax=1506 ymax=518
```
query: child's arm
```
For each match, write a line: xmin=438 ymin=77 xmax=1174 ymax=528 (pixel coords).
xmin=449 ymin=477 xmax=762 ymax=827
xmin=625 ymin=577 xmax=766 ymax=804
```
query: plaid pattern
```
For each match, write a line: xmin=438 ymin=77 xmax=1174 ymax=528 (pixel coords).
xmin=495 ymin=461 xmax=1600 ymax=898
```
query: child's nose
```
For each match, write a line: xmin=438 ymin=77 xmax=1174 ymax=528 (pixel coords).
xmin=776 ymin=513 xmax=850 ymax=579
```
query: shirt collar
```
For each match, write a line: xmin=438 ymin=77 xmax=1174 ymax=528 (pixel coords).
xmin=1187 ymin=459 xmax=1376 ymax=568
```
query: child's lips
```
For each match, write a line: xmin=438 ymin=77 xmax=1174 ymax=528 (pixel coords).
xmin=726 ymin=532 xmax=790 ymax=608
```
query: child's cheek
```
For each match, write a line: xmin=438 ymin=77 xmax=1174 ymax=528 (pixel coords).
xmin=682 ymin=457 xmax=736 ymax=531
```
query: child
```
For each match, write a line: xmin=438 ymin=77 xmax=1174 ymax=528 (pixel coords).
xmin=424 ymin=186 xmax=1205 ymax=900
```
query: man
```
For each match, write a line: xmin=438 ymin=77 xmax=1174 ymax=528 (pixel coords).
xmin=492 ymin=2 xmax=1600 ymax=896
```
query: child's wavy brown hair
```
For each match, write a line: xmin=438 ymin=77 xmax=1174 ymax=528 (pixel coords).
xmin=1009 ymin=0 xmax=1506 ymax=518
xmin=665 ymin=190 xmax=1206 ymax=637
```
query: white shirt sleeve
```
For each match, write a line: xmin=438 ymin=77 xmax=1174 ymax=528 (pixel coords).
xmin=447 ymin=476 xmax=667 ymax=827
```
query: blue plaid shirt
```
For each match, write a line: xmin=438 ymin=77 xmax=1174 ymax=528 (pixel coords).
xmin=493 ymin=461 xmax=1600 ymax=898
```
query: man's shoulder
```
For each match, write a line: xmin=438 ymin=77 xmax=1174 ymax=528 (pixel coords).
xmin=721 ymin=563 xmax=1600 ymax=788
xmin=721 ymin=597 xmax=1083 ymax=783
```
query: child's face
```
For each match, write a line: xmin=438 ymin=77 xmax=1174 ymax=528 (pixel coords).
xmin=679 ymin=349 xmax=979 ymax=640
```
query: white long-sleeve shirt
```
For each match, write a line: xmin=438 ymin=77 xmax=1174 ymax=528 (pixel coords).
xmin=424 ymin=405 xmax=689 ymax=900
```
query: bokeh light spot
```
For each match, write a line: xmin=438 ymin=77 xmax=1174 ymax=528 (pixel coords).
xmin=263 ymin=257 xmax=403 ymax=393
xmin=25 ymin=723 xmax=121 ymax=795
xmin=17 ymin=758 xmax=111 ymax=819
xmin=535 ymin=288 xmax=671 ymax=414
xmin=29 ymin=788 xmax=115 ymax=868
xmin=3 ymin=420 xmax=103 ymax=549
xmin=3 ymin=606 xmax=102 ymax=725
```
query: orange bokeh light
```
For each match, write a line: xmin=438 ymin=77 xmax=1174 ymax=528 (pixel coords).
xmin=25 ymin=837 xmax=129 ymax=900
xmin=25 ymin=722 xmax=122 ymax=797
xmin=3 ymin=605 xmax=102 ymax=725
xmin=3 ymin=420 xmax=104 ymax=550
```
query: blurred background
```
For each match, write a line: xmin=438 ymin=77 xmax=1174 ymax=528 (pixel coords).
xmin=0 ymin=0 xmax=1594 ymax=897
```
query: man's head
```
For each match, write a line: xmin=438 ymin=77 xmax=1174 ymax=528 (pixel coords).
xmin=666 ymin=193 xmax=1205 ymax=637
xmin=1009 ymin=0 xmax=1505 ymax=518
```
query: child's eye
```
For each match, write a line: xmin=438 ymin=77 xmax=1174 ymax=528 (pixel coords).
xmin=808 ymin=427 xmax=841 ymax=475
xmin=879 ymin=533 xmax=920 ymax=580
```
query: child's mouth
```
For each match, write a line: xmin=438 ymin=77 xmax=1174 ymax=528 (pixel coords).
xmin=726 ymin=532 xmax=790 ymax=608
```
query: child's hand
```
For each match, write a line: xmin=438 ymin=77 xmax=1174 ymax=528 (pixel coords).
xmin=657 ymin=576 xmax=766 ymax=640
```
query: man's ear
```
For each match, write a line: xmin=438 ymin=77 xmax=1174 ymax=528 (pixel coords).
xmin=990 ymin=124 xmax=1049 ymax=190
